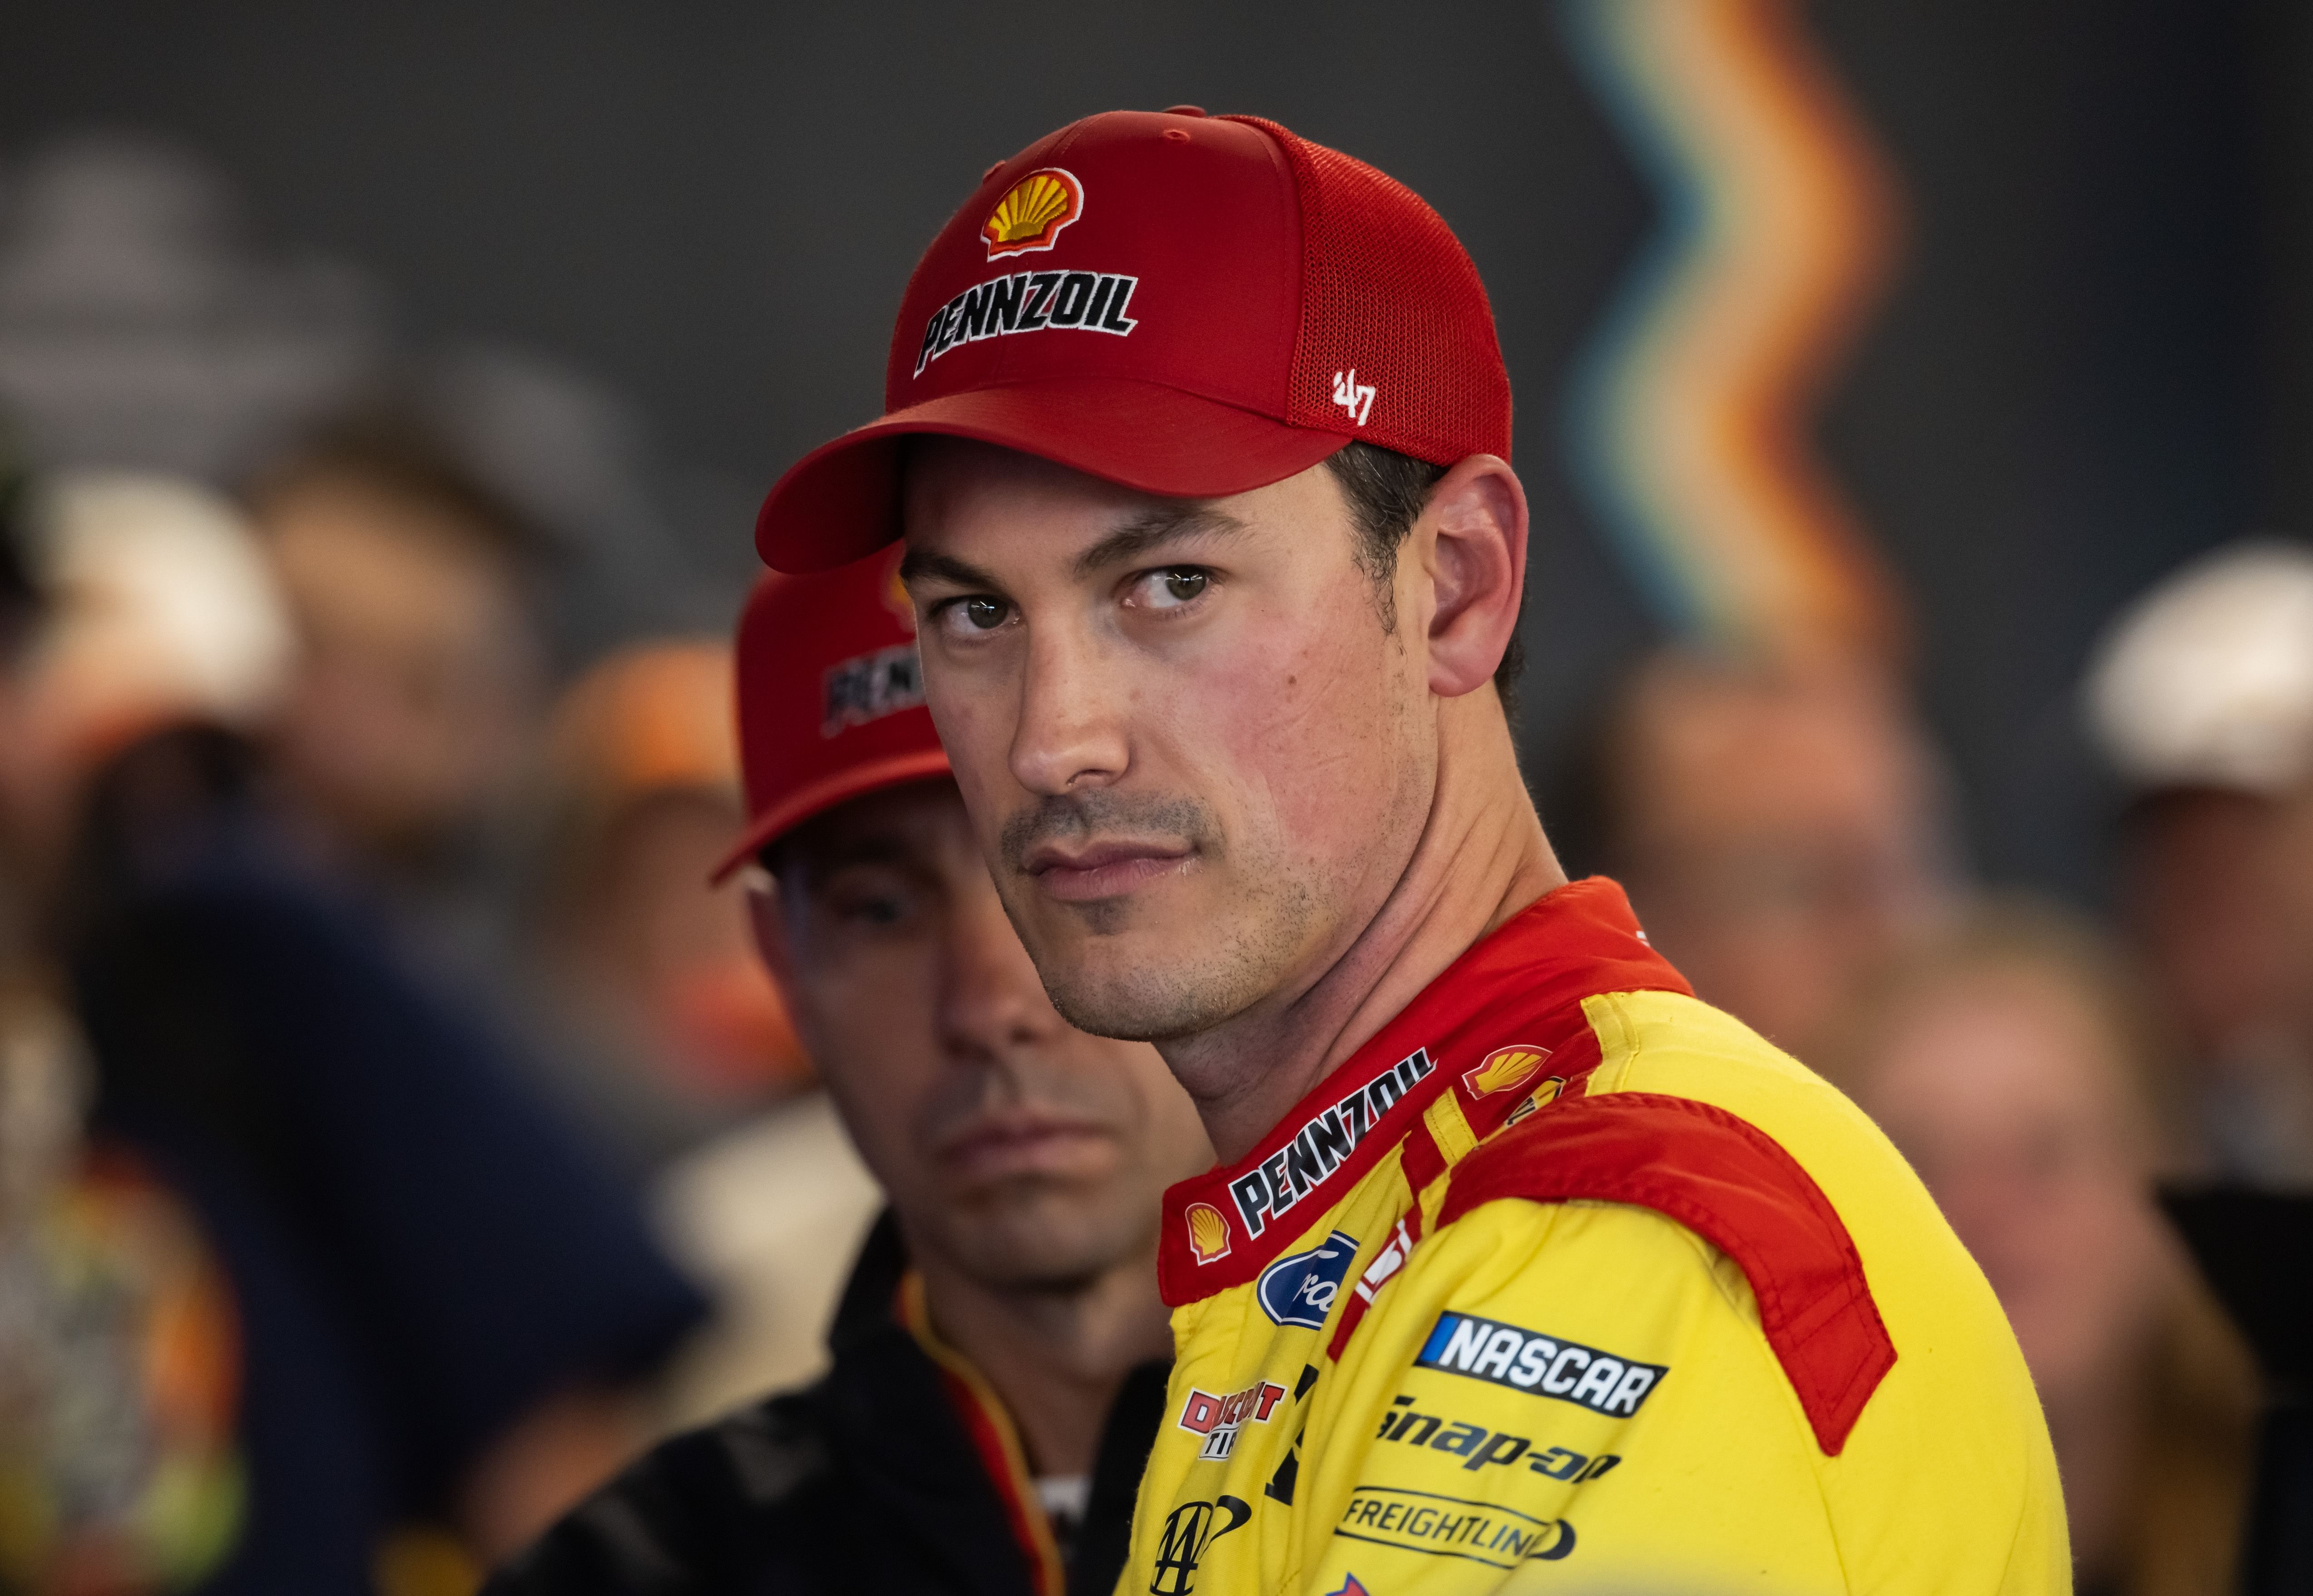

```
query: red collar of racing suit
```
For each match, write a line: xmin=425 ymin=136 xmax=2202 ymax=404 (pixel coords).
xmin=1156 ymin=877 xmax=1690 ymax=1307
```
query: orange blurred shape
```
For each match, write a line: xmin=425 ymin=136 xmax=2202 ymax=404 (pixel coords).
xmin=68 ymin=1148 xmax=242 ymax=1447
xmin=658 ymin=955 xmax=814 ymax=1100
xmin=546 ymin=640 xmax=737 ymax=803
xmin=374 ymin=1526 xmax=482 ymax=1596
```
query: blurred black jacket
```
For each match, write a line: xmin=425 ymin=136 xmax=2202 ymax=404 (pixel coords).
xmin=60 ymin=725 xmax=708 ymax=1591
xmin=486 ymin=1210 xmax=1168 ymax=1596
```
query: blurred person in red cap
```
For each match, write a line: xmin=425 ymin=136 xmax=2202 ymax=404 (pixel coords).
xmin=1547 ymin=647 xmax=1961 ymax=1066
xmin=0 ymin=462 xmax=707 ymax=1594
xmin=754 ymin=108 xmax=2066 ymax=1593
xmin=2086 ymin=539 xmax=2313 ymax=1185
xmin=488 ymin=545 xmax=1212 ymax=1595
xmin=1830 ymin=903 xmax=2259 ymax=1596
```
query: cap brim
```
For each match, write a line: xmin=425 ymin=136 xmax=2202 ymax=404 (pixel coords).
xmin=710 ymin=747 xmax=954 ymax=884
xmin=757 ymin=378 xmax=1350 ymax=573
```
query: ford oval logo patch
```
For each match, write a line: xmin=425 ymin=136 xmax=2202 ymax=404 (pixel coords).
xmin=1257 ymin=1230 xmax=1360 ymax=1329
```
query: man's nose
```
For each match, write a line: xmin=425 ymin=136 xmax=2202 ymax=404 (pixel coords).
xmin=938 ymin=871 xmax=1064 ymax=1061
xmin=1008 ymin=623 xmax=1127 ymax=797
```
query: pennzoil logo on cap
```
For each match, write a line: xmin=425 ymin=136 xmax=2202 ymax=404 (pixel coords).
xmin=821 ymin=644 xmax=924 ymax=737
xmin=1463 ymin=1044 xmax=1551 ymax=1099
xmin=982 ymin=167 xmax=1083 ymax=258
xmin=1185 ymin=1201 xmax=1232 ymax=1264
xmin=913 ymin=268 xmax=1139 ymax=377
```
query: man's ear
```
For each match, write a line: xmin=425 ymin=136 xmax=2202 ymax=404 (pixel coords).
xmin=1417 ymin=454 xmax=1528 ymax=699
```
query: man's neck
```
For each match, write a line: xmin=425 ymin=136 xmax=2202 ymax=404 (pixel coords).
xmin=910 ymin=1235 xmax=1174 ymax=1479
xmin=1167 ymin=693 xmax=1564 ymax=1164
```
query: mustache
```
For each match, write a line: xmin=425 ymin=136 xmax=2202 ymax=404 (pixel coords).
xmin=998 ymin=788 xmax=1217 ymax=873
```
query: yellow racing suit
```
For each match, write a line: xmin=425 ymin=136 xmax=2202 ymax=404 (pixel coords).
xmin=1122 ymin=879 xmax=2067 ymax=1595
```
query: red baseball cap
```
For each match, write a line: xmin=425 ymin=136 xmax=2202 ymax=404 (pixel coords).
xmin=713 ymin=543 xmax=949 ymax=879
xmin=757 ymin=108 xmax=1512 ymax=573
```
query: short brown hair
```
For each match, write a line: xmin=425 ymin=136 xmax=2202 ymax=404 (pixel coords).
xmin=248 ymin=404 xmax=550 ymax=572
xmin=1320 ymin=441 xmax=1523 ymax=711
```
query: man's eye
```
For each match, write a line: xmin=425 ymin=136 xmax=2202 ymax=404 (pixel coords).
xmin=937 ymin=595 xmax=1012 ymax=636
xmin=846 ymin=895 xmax=906 ymax=927
xmin=1128 ymin=568 xmax=1210 ymax=610
xmin=824 ymin=880 xmax=919 ymax=929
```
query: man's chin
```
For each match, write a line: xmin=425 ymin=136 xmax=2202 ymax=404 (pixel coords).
xmin=931 ymin=1187 xmax=1152 ymax=1289
xmin=1036 ymin=955 xmax=1240 ymax=1043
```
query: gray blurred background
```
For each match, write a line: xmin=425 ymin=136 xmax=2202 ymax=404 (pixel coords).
xmin=0 ymin=0 xmax=2295 ymax=896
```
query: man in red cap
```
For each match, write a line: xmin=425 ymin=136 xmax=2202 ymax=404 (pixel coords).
xmin=757 ymin=110 xmax=2067 ymax=1594
xmin=487 ymin=546 xmax=1213 ymax=1595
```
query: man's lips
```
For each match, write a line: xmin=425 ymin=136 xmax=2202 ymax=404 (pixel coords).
xmin=1022 ymin=839 xmax=1193 ymax=902
xmin=934 ymin=1114 xmax=1114 ymax=1182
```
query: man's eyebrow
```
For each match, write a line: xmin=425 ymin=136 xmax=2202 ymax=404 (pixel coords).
xmin=896 ymin=547 xmax=1001 ymax=592
xmin=1070 ymin=503 xmax=1249 ymax=580
xmin=790 ymin=833 xmax=918 ymax=888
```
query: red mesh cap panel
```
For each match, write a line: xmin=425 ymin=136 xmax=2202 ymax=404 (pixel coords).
xmin=1229 ymin=116 xmax=1514 ymax=468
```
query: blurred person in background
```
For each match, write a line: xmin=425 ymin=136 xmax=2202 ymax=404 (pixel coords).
xmin=517 ymin=639 xmax=811 ymax=1174
xmin=491 ymin=549 xmax=1213 ymax=1596
xmin=2086 ymin=539 xmax=2313 ymax=1184
xmin=245 ymin=405 xmax=551 ymax=968
xmin=1830 ymin=903 xmax=2258 ymax=1596
xmin=518 ymin=638 xmax=870 ymax=1427
xmin=0 ymin=459 xmax=705 ymax=1594
xmin=1551 ymin=646 xmax=1961 ymax=1063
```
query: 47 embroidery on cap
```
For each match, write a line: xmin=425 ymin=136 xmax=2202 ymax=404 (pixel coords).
xmin=1332 ymin=368 xmax=1376 ymax=426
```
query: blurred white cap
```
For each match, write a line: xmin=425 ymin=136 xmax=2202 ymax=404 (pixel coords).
xmin=2086 ymin=539 xmax=2313 ymax=796
xmin=22 ymin=471 xmax=294 ymax=768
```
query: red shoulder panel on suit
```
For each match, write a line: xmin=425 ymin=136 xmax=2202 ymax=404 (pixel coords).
xmin=1439 ymin=1091 xmax=1896 ymax=1455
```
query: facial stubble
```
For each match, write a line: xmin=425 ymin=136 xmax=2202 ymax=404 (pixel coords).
xmin=996 ymin=786 xmax=1332 ymax=1044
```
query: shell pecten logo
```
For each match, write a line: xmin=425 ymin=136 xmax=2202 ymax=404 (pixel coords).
xmin=1463 ymin=1044 xmax=1552 ymax=1099
xmin=982 ymin=167 xmax=1083 ymax=259
xmin=1185 ymin=1201 xmax=1232 ymax=1264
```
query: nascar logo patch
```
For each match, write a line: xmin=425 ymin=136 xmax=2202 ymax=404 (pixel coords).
xmin=1417 ymin=1311 xmax=1667 ymax=1417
